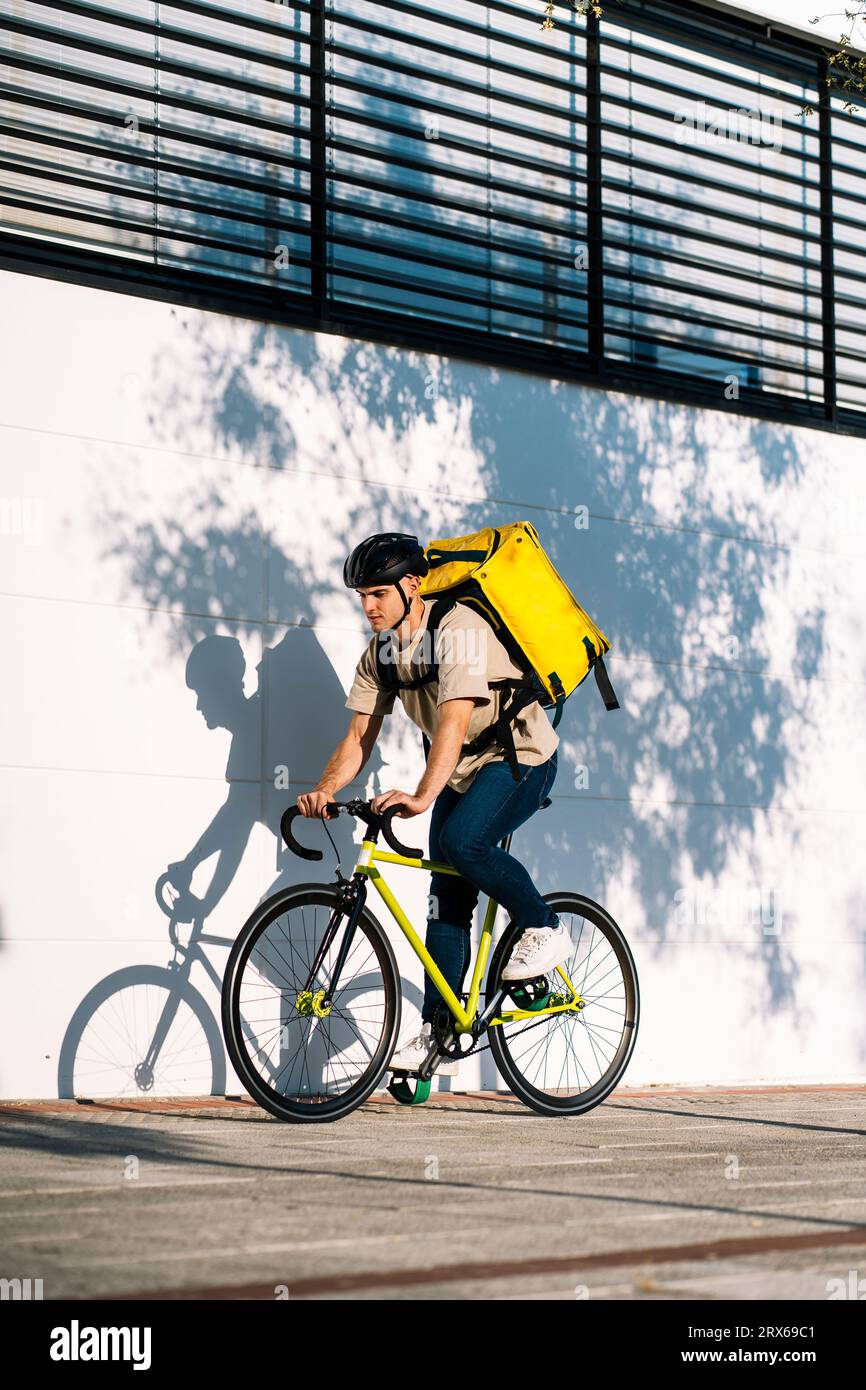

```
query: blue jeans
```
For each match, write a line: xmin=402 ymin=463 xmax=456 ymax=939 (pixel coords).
xmin=422 ymin=749 xmax=559 ymax=1024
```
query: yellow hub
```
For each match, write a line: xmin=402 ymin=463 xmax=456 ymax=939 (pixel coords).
xmin=295 ymin=989 xmax=332 ymax=1018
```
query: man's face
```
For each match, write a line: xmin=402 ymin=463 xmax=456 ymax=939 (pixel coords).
xmin=356 ymin=580 xmax=416 ymax=630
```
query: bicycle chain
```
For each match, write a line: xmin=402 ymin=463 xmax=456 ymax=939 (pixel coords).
xmin=432 ymin=998 xmax=567 ymax=1065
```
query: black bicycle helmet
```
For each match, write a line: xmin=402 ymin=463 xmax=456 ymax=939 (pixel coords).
xmin=343 ymin=532 xmax=429 ymax=625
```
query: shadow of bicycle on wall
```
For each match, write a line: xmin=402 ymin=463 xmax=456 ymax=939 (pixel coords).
xmin=56 ymin=621 xmax=420 ymax=1102
xmin=57 ymin=868 xmax=426 ymax=1102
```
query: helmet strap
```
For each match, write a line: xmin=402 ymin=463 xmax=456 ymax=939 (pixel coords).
xmin=390 ymin=579 xmax=424 ymax=643
xmin=394 ymin=579 xmax=411 ymax=624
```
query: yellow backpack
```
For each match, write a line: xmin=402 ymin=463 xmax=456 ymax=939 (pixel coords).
xmin=374 ymin=519 xmax=619 ymax=781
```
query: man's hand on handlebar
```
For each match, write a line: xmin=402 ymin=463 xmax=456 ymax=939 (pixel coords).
xmin=296 ymin=789 xmax=338 ymax=819
xmin=281 ymin=796 xmax=425 ymax=860
xmin=166 ymin=858 xmax=193 ymax=891
xmin=370 ymin=789 xmax=432 ymax=818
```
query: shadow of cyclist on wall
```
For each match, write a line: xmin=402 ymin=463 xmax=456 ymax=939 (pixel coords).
xmin=165 ymin=630 xmax=375 ymax=917
xmin=58 ymin=624 xmax=409 ymax=1100
xmin=168 ymin=630 xmax=412 ymax=1096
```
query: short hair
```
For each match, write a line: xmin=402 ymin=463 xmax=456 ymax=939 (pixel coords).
xmin=185 ymin=635 xmax=246 ymax=689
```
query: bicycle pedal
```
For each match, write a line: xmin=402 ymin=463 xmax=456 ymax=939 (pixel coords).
xmin=507 ymin=980 xmax=537 ymax=998
xmin=388 ymin=1074 xmax=431 ymax=1106
xmin=508 ymin=976 xmax=553 ymax=1010
xmin=391 ymin=1042 xmax=457 ymax=1080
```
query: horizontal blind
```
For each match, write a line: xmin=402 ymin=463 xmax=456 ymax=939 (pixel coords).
xmin=0 ymin=0 xmax=312 ymax=290
xmin=326 ymin=0 xmax=588 ymax=349
xmin=600 ymin=3 xmax=824 ymax=408
xmin=831 ymin=99 xmax=866 ymax=415
xmin=0 ymin=0 xmax=863 ymax=429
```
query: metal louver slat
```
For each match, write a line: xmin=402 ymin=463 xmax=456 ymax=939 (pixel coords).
xmin=1 ymin=0 xmax=312 ymax=284
xmin=0 ymin=0 xmax=863 ymax=433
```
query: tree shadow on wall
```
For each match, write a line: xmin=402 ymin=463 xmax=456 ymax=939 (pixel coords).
xmin=76 ymin=3 xmax=848 ymax=1088
xmin=82 ymin=307 xmax=840 ymax=1094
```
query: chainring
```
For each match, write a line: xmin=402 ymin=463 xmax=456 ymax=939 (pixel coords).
xmin=432 ymin=1001 xmax=482 ymax=1060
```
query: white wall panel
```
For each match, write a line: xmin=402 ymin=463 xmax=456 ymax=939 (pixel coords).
xmin=0 ymin=266 xmax=863 ymax=1098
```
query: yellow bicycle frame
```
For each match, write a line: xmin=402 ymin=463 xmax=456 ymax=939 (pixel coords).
xmin=352 ymin=839 xmax=584 ymax=1035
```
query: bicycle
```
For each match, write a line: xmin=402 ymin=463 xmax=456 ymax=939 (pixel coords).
xmin=58 ymin=874 xmax=229 ymax=1099
xmin=221 ymin=794 xmax=640 ymax=1123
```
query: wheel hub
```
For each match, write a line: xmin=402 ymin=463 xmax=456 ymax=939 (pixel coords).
xmin=295 ymin=989 xmax=332 ymax=1018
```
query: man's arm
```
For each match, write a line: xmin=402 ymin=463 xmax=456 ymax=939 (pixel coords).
xmin=318 ymin=710 xmax=383 ymax=794
xmin=415 ymin=697 xmax=478 ymax=803
xmin=166 ymin=782 xmax=256 ymax=915
xmin=297 ymin=711 xmax=383 ymax=816
xmin=193 ymin=785 xmax=256 ymax=915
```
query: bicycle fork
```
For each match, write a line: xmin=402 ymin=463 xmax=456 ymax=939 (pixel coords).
xmin=296 ymin=871 xmax=368 ymax=1018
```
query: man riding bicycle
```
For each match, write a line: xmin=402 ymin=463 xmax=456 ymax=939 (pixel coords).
xmin=296 ymin=532 xmax=570 ymax=1074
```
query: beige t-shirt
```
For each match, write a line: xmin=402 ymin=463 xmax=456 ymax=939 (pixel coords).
xmin=345 ymin=596 xmax=559 ymax=793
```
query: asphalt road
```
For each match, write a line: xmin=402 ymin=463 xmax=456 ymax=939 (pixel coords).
xmin=1 ymin=1085 xmax=865 ymax=1301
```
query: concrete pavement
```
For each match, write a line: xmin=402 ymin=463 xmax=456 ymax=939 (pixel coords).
xmin=1 ymin=1085 xmax=865 ymax=1300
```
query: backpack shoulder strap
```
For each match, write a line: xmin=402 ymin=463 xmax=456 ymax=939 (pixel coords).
xmin=374 ymin=595 xmax=458 ymax=692
xmin=397 ymin=598 xmax=534 ymax=780
xmin=461 ymin=678 xmax=545 ymax=782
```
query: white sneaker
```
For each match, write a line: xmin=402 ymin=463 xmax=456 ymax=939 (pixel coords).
xmin=501 ymin=920 xmax=572 ymax=981
xmin=389 ymin=1021 xmax=460 ymax=1076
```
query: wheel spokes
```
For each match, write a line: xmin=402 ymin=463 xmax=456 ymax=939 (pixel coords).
xmin=498 ymin=910 xmax=632 ymax=1100
xmin=235 ymin=899 xmax=390 ymax=1105
xmin=72 ymin=984 xmax=215 ymax=1097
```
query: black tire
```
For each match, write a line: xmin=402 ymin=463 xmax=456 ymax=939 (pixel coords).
xmin=222 ymin=884 xmax=401 ymax=1124
xmin=486 ymin=892 xmax=639 ymax=1117
xmin=57 ymin=966 xmax=226 ymax=1100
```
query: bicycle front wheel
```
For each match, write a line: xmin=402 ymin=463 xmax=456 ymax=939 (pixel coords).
xmin=487 ymin=892 xmax=639 ymax=1117
xmin=222 ymin=884 xmax=401 ymax=1123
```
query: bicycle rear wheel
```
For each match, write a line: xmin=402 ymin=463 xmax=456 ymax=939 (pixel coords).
xmin=222 ymin=885 xmax=401 ymax=1123
xmin=487 ymin=892 xmax=639 ymax=1116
